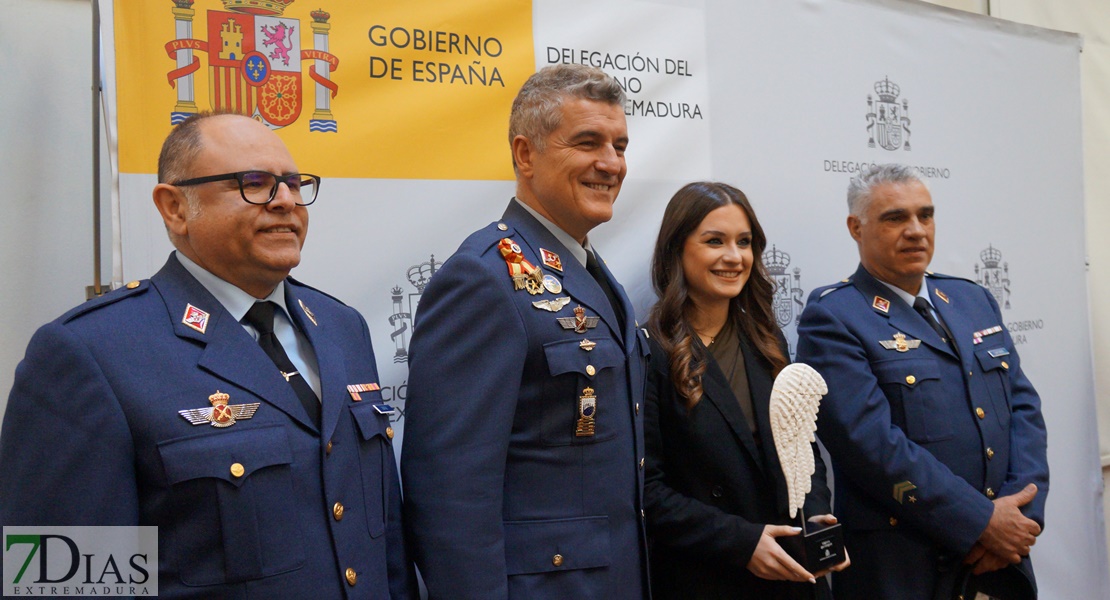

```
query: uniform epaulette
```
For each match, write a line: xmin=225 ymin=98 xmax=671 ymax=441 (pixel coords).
xmin=61 ymin=280 xmax=150 ymax=324
xmin=813 ymin=277 xmax=854 ymax=300
xmin=925 ymin=271 xmax=976 ymax=285
xmin=474 ymin=220 xmax=517 ymax=254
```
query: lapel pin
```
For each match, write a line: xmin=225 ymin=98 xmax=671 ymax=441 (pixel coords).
xmin=935 ymin=289 xmax=950 ymax=304
xmin=179 ymin=390 xmax=260 ymax=428
xmin=299 ymin=299 xmax=318 ymax=326
xmin=540 ymin=248 xmax=563 ymax=272
xmin=182 ymin=304 xmax=210 ymax=334
xmin=872 ymin=296 xmax=890 ymax=313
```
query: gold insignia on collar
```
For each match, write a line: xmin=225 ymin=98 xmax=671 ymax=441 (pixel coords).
xmin=299 ymin=299 xmax=318 ymax=326
xmin=872 ymin=296 xmax=891 ymax=313
xmin=935 ymin=289 xmax=949 ymax=304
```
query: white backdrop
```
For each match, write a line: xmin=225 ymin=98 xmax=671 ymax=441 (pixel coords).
xmin=97 ymin=0 xmax=1110 ymax=597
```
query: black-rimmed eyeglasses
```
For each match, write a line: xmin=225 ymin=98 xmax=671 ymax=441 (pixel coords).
xmin=171 ymin=171 xmax=321 ymax=206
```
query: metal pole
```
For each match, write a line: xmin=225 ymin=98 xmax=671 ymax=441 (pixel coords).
xmin=89 ymin=0 xmax=104 ymax=299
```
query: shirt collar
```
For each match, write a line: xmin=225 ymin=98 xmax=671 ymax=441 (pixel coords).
xmin=876 ymin=276 xmax=933 ymax=310
xmin=174 ymin=251 xmax=292 ymax=323
xmin=512 ymin=198 xmax=590 ymax=267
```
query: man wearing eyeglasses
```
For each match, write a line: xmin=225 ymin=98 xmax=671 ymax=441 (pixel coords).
xmin=0 ymin=112 xmax=417 ymax=598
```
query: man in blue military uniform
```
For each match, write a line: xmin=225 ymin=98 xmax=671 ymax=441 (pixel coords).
xmin=796 ymin=164 xmax=1048 ymax=599
xmin=402 ymin=64 xmax=650 ymax=599
xmin=0 ymin=113 xmax=416 ymax=598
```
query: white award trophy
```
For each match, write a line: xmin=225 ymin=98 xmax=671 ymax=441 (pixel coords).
xmin=769 ymin=363 xmax=845 ymax=572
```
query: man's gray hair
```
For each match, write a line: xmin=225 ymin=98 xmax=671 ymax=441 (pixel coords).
xmin=847 ymin=163 xmax=928 ymax=219
xmin=508 ymin=64 xmax=626 ymax=169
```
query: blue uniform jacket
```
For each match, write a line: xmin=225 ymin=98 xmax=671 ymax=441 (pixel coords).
xmin=402 ymin=200 xmax=650 ymax=599
xmin=0 ymin=255 xmax=417 ymax=599
xmin=796 ymin=264 xmax=1048 ymax=598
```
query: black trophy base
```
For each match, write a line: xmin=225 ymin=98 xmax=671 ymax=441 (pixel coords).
xmin=777 ymin=521 xmax=845 ymax=574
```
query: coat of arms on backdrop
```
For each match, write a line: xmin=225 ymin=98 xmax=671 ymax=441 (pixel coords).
xmin=164 ymin=0 xmax=340 ymax=132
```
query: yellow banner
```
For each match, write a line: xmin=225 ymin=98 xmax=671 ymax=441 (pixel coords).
xmin=115 ymin=0 xmax=533 ymax=180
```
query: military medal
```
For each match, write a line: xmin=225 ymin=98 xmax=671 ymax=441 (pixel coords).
xmin=872 ymin=296 xmax=890 ymax=313
xmin=879 ymin=332 xmax=921 ymax=352
xmin=542 ymin=274 xmax=563 ymax=294
xmin=299 ymin=299 xmax=318 ymax=326
xmin=579 ymin=339 xmax=597 ymax=352
xmin=182 ymin=304 xmax=210 ymax=334
xmin=935 ymin=289 xmax=950 ymax=304
xmin=179 ymin=390 xmax=260 ymax=428
xmin=972 ymin=325 xmax=1003 ymax=345
xmin=539 ymin=248 xmax=563 ymax=272
xmin=557 ymin=306 xmax=600 ymax=333
xmin=576 ymin=387 xmax=597 ymax=437
xmin=347 ymin=382 xmax=381 ymax=401
xmin=498 ymin=238 xmax=545 ymax=295
xmin=533 ymin=297 xmax=571 ymax=312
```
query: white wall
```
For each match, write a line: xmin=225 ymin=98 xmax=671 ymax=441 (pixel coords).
xmin=0 ymin=0 xmax=104 ymax=426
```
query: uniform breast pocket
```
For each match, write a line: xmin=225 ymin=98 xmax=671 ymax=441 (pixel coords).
xmin=158 ymin=424 xmax=304 ymax=585
xmin=504 ymin=516 xmax=611 ymax=598
xmin=975 ymin=347 xmax=1013 ymax=431
xmin=873 ymin=358 xmax=952 ymax=443
xmin=541 ymin=337 xmax=624 ymax=446
xmin=350 ymin=400 xmax=392 ymax=539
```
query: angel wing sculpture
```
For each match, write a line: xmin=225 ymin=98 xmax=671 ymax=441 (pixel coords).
xmin=769 ymin=363 xmax=829 ymax=519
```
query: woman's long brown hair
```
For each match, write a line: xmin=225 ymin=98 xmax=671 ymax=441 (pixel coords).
xmin=646 ymin=182 xmax=787 ymax=409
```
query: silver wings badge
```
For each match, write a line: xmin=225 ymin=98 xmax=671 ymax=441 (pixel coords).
xmin=533 ymin=297 xmax=571 ymax=312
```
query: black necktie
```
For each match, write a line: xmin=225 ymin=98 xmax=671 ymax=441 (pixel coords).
xmin=244 ymin=301 xmax=320 ymax=427
xmin=586 ymin=250 xmax=626 ymax=327
xmin=913 ymin=297 xmax=954 ymax=352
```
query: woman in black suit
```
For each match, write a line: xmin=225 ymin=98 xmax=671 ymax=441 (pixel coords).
xmin=644 ymin=182 xmax=849 ymax=599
